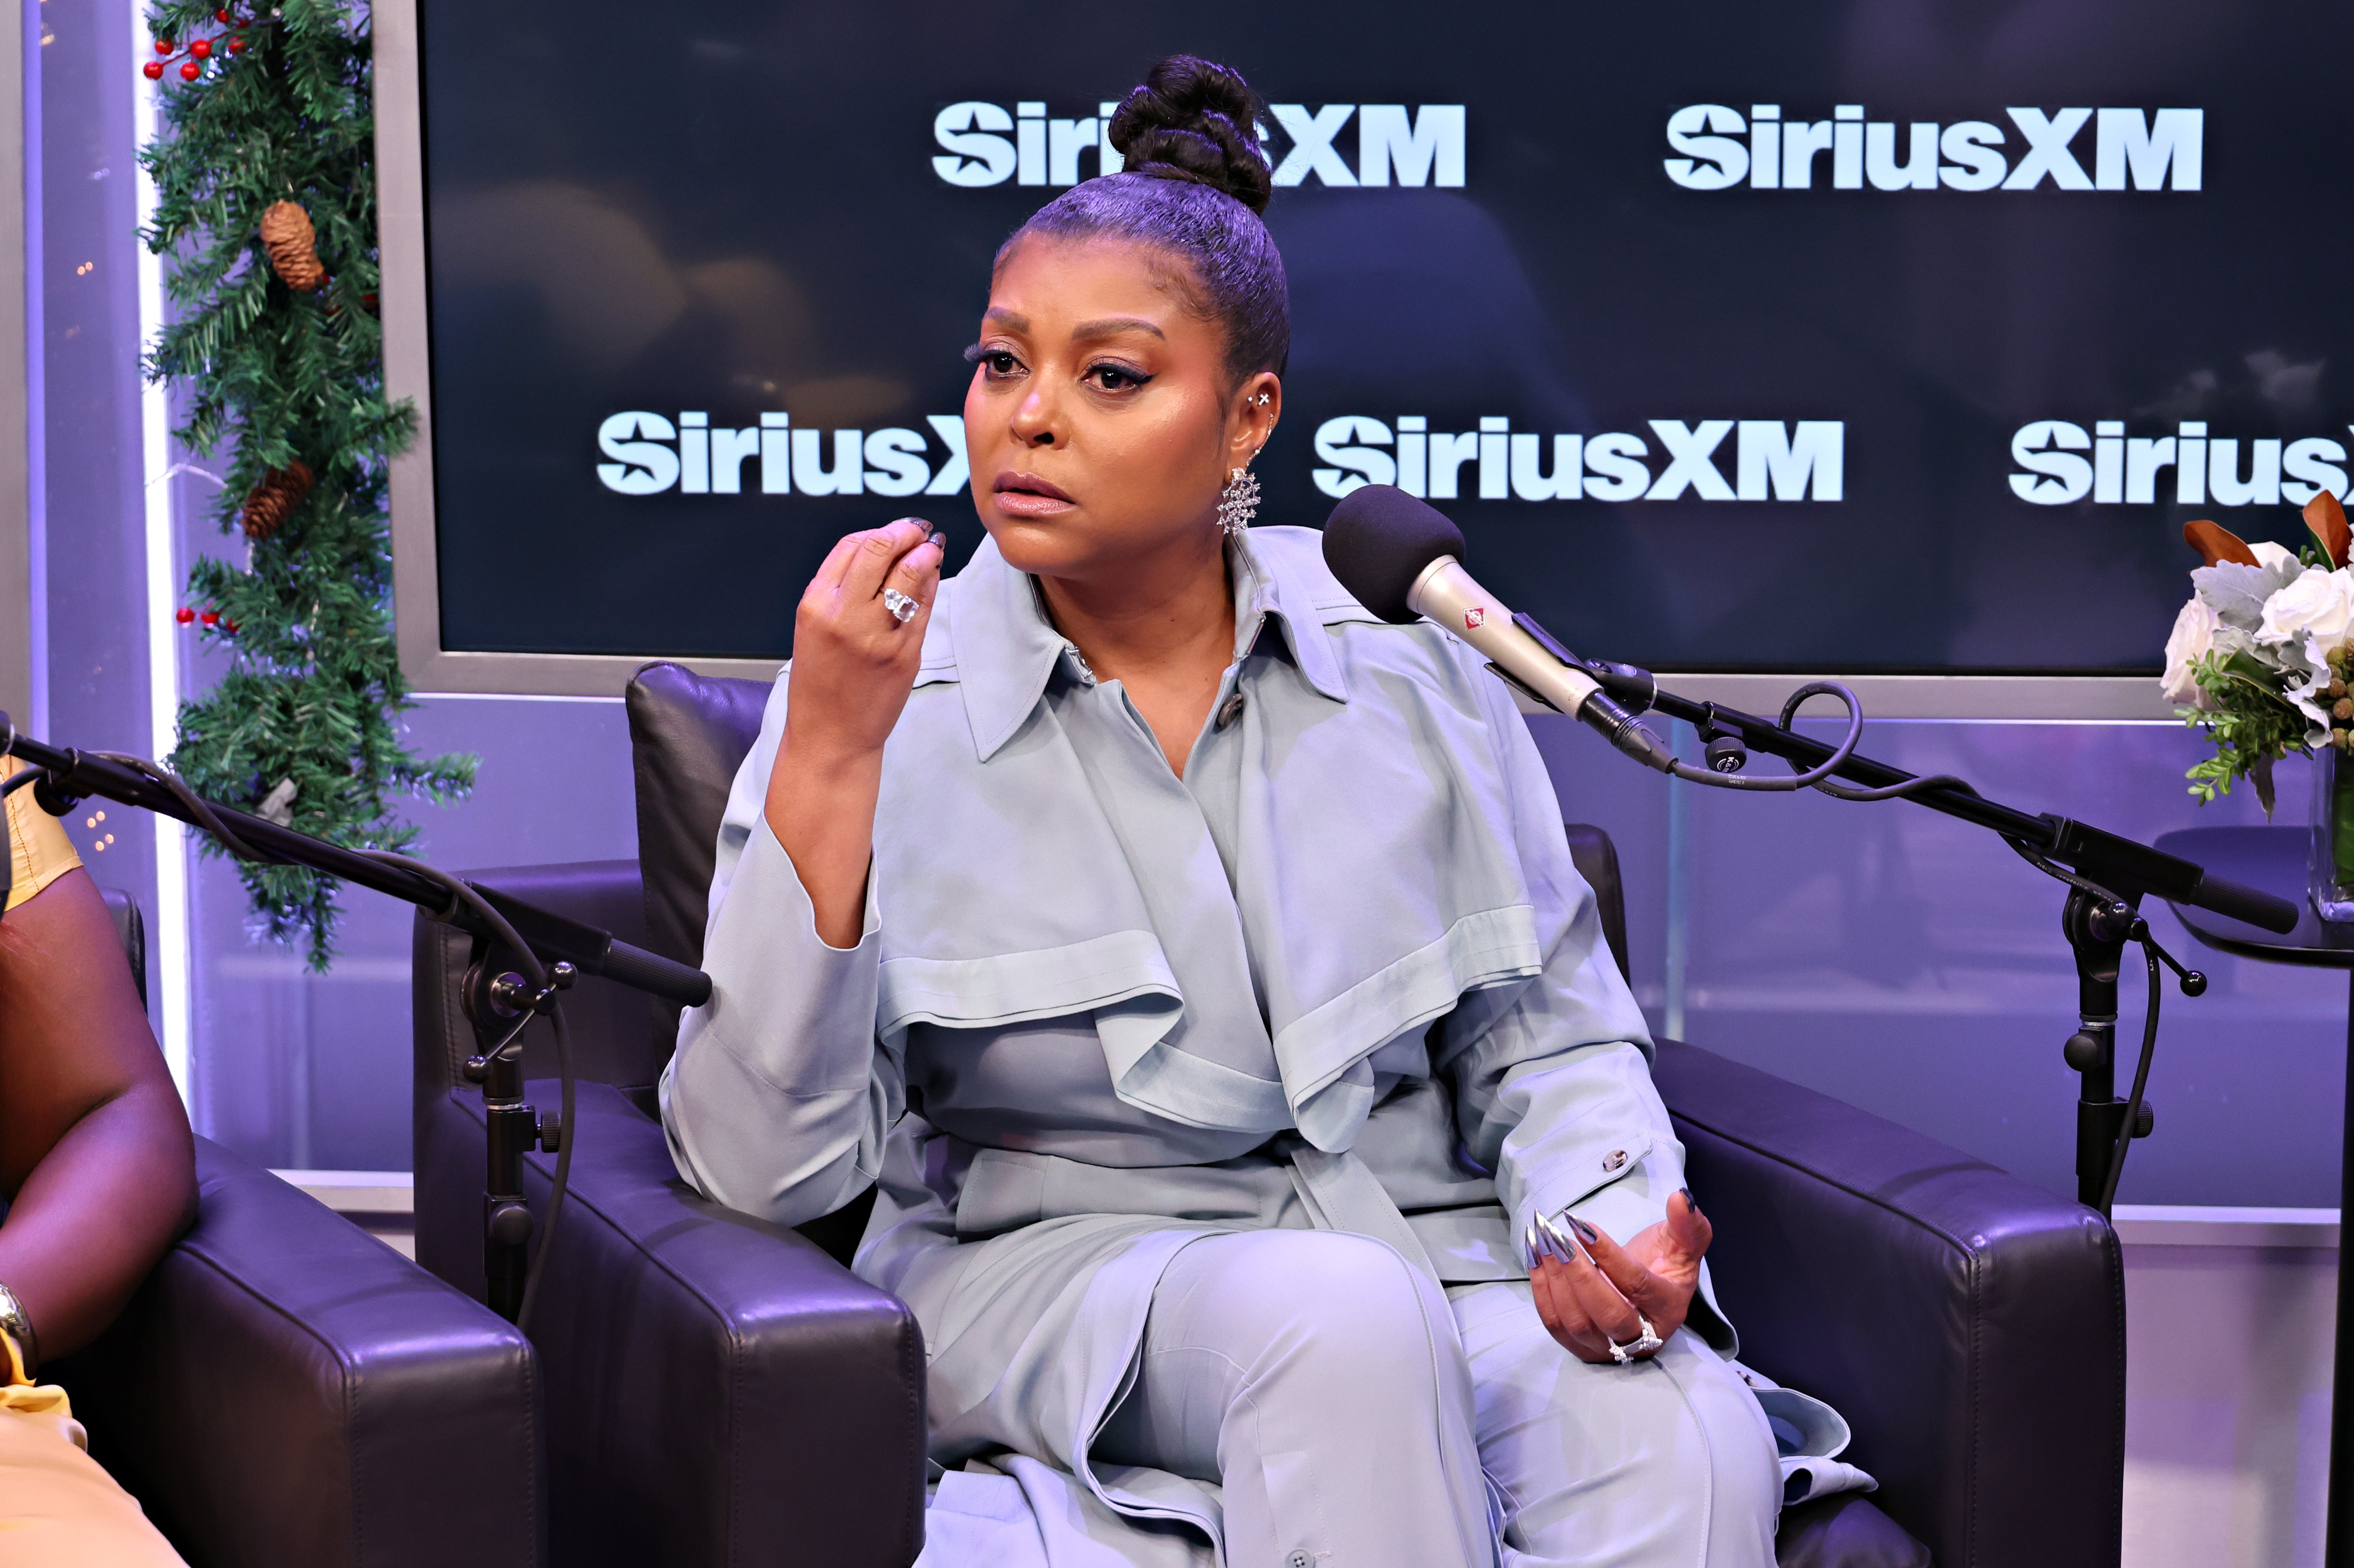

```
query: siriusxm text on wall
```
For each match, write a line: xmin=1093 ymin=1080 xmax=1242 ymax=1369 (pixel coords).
xmin=594 ymin=413 xmax=1847 ymax=505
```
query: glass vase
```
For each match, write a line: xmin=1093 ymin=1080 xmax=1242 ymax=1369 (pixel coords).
xmin=2311 ymin=746 xmax=2354 ymax=922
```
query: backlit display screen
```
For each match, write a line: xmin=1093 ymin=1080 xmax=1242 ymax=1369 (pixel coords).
xmin=415 ymin=0 xmax=2347 ymax=673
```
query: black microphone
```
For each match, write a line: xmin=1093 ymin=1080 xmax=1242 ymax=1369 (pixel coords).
xmin=1321 ymin=485 xmax=1674 ymax=773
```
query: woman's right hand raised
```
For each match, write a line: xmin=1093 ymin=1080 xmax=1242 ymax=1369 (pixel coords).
xmin=765 ymin=519 xmax=944 ymax=947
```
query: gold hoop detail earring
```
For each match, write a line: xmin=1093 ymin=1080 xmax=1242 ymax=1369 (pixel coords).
xmin=1217 ymin=467 xmax=1261 ymax=537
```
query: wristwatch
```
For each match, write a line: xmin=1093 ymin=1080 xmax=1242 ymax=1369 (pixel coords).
xmin=0 ymin=1280 xmax=39 ymax=1377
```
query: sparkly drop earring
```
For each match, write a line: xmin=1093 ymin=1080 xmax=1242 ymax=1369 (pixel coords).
xmin=1217 ymin=466 xmax=1261 ymax=536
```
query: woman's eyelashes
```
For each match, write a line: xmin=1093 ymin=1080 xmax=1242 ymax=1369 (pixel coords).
xmin=1082 ymin=360 xmax=1153 ymax=393
xmin=966 ymin=345 xmax=1027 ymax=380
xmin=963 ymin=344 xmax=1151 ymax=393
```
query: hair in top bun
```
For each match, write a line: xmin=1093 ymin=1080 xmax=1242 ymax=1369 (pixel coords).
xmin=999 ymin=55 xmax=1289 ymax=386
xmin=1106 ymin=55 xmax=1274 ymax=215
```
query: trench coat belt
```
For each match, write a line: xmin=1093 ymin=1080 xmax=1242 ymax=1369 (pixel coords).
xmin=1269 ymin=1133 xmax=1442 ymax=1285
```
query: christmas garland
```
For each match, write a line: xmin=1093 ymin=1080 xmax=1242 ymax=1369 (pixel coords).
xmin=140 ymin=0 xmax=473 ymax=967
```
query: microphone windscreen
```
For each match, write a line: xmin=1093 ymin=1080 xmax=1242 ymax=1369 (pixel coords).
xmin=1320 ymin=485 xmax=1466 ymax=626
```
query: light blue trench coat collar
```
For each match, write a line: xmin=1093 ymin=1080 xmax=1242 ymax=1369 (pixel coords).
xmin=873 ymin=526 xmax=1555 ymax=1152
xmin=928 ymin=528 xmax=1352 ymax=764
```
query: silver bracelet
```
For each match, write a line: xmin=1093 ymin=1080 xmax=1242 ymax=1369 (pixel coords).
xmin=0 ymin=1280 xmax=39 ymax=1376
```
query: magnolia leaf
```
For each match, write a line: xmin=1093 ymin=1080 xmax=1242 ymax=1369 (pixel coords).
xmin=2185 ymin=518 xmax=2260 ymax=568
xmin=2307 ymin=492 xmax=2351 ymax=570
xmin=2252 ymin=753 xmax=2277 ymax=818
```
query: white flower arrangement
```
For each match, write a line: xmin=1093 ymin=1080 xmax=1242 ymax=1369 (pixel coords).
xmin=2167 ymin=496 xmax=2354 ymax=810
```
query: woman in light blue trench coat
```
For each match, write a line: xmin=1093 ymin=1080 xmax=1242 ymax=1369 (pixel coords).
xmin=661 ymin=55 xmax=1783 ymax=1568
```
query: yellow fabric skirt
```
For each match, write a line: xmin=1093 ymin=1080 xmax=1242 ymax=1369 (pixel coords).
xmin=0 ymin=1341 xmax=182 ymax=1567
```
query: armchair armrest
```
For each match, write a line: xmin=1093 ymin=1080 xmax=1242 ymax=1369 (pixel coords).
xmin=1652 ymin=1038 xmax=2122 ymax=1568
xmin=54 ymin=1138 xmax=542 ymax=1568
xmin=425 ymin=1080 xmax=926 ymax=1568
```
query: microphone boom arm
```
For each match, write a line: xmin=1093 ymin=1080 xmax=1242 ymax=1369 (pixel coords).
xmin=1626 ymin=682 xmax=2293 ymax=932
xmin=4 ymin=725 xmax=711 ymax=1007
xmin=3 ymin=717 xmax=713 ymax=1326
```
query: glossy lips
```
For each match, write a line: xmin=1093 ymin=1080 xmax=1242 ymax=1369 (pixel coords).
xmin=993 ymin=470 xmax=1075 ymax=519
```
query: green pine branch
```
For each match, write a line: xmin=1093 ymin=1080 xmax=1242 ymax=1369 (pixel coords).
xmin=140 ymin=0 xmax=473 ymax=969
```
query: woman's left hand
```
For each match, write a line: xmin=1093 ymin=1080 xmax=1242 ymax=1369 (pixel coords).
xmin=1527 ymin=1189 xmax=1711 ymax=1364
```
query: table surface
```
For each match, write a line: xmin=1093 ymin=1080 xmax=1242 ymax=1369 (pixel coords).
xmin=2158 ymin=825 xmax=2354 ymax=969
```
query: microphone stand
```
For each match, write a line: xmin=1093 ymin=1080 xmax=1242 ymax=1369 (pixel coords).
xmin=1551 ymin=668 xmax=2296 ymax=1215
xmin=2 ymin=720 xmax=710 ymax=1324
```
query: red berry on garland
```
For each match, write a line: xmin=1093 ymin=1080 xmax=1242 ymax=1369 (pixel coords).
xmin=222 ymin=620 xmax=238 ymax=634
xmin=215 ymin=7 xmax=231 ymax=19
xmin=179 ymin=59 xmax=200 ymax=80
xmin=227 ymin=35 xmax=246 ymax=53
xmin=154 ymin=36 xmax=173 ymax=54
xmin=190 ymin=38 xmax=211 ymax=58
xmin=143 ymin=60 xmax=164 ymax=79
xmin=175 ymin=606 xmax=194 ymax=624
xmin=199 ymin=610 xmax=219 ymax=627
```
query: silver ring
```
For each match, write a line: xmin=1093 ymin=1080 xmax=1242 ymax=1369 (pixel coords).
xmin=1607 ymin=1315 xmax=1663 ymax=1365
xmin=882 ymin=588 xmax=918 ymax=625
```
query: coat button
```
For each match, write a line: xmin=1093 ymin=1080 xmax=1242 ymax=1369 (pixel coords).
xmin=1602 ymin=1149 xmax=1628 ymax=1172
xmin=1216 ymin=692 xmax=1247 ymax=729
xmin=1287 ymin=1554 xmax=1312 ymax=1568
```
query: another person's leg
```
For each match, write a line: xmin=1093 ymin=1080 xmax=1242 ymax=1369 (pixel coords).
xmin=1451 ymin=1279 xmax=1780 ymax=1568
xmin=0 ymin=1404 xmax=186 ymax=1567
xmin=1092 ymin=1229 xmax=1497 ymax=1568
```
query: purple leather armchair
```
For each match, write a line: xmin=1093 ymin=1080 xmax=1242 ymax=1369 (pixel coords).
xmin=52 ymin=890 xmax=546 ymax=1568
xmin=408 ymin=661 xmax=2123 ymax=1568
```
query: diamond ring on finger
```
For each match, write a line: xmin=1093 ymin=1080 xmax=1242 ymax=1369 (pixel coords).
xmin=1606 ymin=1315 xmax=1663 ymax=1365
xmin=882 ymin=588 xmax=918 ymax=625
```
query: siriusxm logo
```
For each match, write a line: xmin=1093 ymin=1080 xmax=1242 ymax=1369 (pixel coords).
xmin=596 ymin=412 xmax=969 ymax=498
xmin=933 ymin=101 xmax=1465 ymax=189
xmin=1664 ymin=105 xmax=2202 ymax=192
xmin=2008 ymin=422 xmax=2351 ymax=507
xmin=1312 ymin=417 xmax=1842 ymax=503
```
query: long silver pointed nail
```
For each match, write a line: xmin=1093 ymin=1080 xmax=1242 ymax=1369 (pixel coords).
xmin=1541 ymin=1213 xmax=1583 ymax=1263
xmin=1524 ymin=1221 xmax=1547 ymax=1266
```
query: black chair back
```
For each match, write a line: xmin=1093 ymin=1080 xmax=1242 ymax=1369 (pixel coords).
xmin=1560 ymin=824 xmax=1630 ymax=984
xmin=626 ymin=661 xmax=773 ymax=1048
xmin=99 ymin=885 xmax=148 ymax=1008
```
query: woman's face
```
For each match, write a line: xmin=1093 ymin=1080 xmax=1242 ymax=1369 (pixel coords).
xmin=964 ymin=235 xmax=1278 ymax=584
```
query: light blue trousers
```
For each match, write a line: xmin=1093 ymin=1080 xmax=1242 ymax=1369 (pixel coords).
xmin=1092 ymin=1230 xmax=1781 ymax=1568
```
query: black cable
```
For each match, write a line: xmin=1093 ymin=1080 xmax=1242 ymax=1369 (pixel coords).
xmin=1812 ymin=772 xmax=1979 ymax=802
xmin=2 ymin=768 xmax=41 ymax=797
xmin=356 ymin=849 xmax=546 ymax=991
xmin=93 ymin=753 xmax=284 ymax=866
xmin=2099 ymin=942 xmax=2163 ymax=1213
xmin=515 ymin=1002 xmax=575 ymax=1333
xmin=1663 ymin=682 xmax=1868 ymax=792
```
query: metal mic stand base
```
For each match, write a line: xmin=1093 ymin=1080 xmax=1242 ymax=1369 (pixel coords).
xmin=457 ymin=944 xmax=573 ymax=1322
xmin=2058 ymin=887 xmax=2157 ymax=1214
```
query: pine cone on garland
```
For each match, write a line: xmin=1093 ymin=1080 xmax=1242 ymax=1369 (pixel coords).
xmin=241 ymin=459 xmax=315 ymax=539
xmin=259 ymin=200 xmax=326 ymax=290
